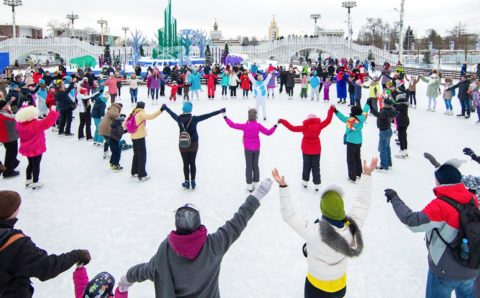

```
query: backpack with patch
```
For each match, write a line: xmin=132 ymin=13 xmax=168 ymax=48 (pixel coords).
xmin=179 ymin=116 xmax=193 ymax=149
xmin=433 ymin=196 xmax=480 ymax=269
xmin=126 ymin=113 xmax=144 ymax=134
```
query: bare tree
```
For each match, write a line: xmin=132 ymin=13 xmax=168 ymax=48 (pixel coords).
xmin=46 ymin=19 xmax=68 ymax=37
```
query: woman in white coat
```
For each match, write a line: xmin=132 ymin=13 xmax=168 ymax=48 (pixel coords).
xmin=272 ymin=157 xmax=377 ymax=298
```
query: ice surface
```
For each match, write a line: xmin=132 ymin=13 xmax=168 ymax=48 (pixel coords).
xmin=1 ymin=78 xmax=479 ymax=298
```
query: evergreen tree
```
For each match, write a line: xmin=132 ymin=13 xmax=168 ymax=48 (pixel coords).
xmin=423 ymin=51 xmax=432 ymax=65
xmin=140 ymin=45 xmax=145 ymax=57
xmin=104 ymin=44 xmax=112 ymax=66
xmin=367 ymin=50 xmax=374 ymax=60
xmin=205 ymin=45 xmax=212 ymax=65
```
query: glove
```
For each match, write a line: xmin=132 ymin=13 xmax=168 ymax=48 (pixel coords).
xmin=423 ymin=152 xmax=441 ymax=168
xmin=384 ymin=189 xmax=399 ymax=203
xmin=220 ymin=108 xmax=226 ymax=113
xmin=76 ymin=249 xmax=91 ymax=265
xmin=50 ymin=105 xmax=57 ymax=112
xmin=118 ymin=275 xmax=132 ymax=293
xmin=252 ymin=178 xmax=273 ymax=201
xmin=463 ymin=147 xmax=476 ymax=158
xmin=160 ymin=104 xmax=167 ymax=112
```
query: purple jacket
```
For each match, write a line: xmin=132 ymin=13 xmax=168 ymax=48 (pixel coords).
xmin=224 ymin=117 xmax=276 ymax=151
xmin=267 ymin=72 xmax=279 ymax=89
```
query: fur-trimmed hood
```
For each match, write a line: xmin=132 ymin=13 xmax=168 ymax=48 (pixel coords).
xmin=319 ymin=216 xmax=364 ymax=257
xmin=14 ymin=106 xmax=38 ymax=123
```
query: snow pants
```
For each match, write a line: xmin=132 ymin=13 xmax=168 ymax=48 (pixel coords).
xmin=302 ymin=154 xmax=321 ymax=185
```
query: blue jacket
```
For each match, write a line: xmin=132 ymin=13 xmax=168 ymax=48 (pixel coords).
xmin=91 ymin=94 xmax=107 ymax=119
xmin=310 ymin=76 xmax=320 ymax=89
xmin=334 ymin=103 xmax=370 ymax=144
xmin=164 ymin=107 xmax=222 ymax=142
xmin=189 ymin=72 xmax=202 ymax=91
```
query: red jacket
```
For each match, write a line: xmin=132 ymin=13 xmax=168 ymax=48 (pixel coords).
xmin=0 ymin=110 xmax=18 ymax=143
xmin=46 ymin=91 xmax=56 ymax=108
xmin=33 ymin=72 xmax=43 ymax=84
xmin=279 ymin=107 xmax=334 ymax=155
xmin=167 ymin=84 xmax=184 ymax=96
xmin=202 ymin=74 xmax=217 ymax=87
xmin=240 ymin=74 xmax=251 ymax=90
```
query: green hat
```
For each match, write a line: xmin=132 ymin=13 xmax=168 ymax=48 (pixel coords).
xmin=320 ymin=186 xmax=345 ymax=221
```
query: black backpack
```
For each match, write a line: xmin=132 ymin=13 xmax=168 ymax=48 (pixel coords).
xmin=433 ymin=196 xmax=480 ymax=269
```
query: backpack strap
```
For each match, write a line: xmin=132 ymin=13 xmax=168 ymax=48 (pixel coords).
xmin=180 ymin=116 xmax=193 ymax=132
xmin=0 ymin=233 xmax=25 ymax=252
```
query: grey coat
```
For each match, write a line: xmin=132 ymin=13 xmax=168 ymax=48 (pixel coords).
xmin=126 ymin=196 xmax=260 ymax=298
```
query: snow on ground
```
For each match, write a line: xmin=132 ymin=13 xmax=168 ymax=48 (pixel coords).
xmin=1 ymin=79 xmax=479 ymax=298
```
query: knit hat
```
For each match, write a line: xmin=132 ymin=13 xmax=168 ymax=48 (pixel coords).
xmin=39 ymin=79 xmax=45 ymax=85
xmin=83 ymin=272 xmax=115 ymax=298
xmin=136 ymin=101 xmax=145 ymax=110
xmin=182 ymin=101 xmax=193 ymax=113
xmin=248 ymin=108 xmax=257 ymax=121
xmin=0 ymin=191 xmax=21 ymax=220
xmin=383 ymin=99 xmax=394 ymax=107
xmin=350 ymin=106 xmax=363 ymax=117
xmin=320 ymin=186 xmax=346 ymax=221
xmin=0 ymin=100 xmax=8 ymax=110
xmin=175 ymin=204 xmax=201 ymax=235
xmin=435 ymin=161 xmax=463 ymax=185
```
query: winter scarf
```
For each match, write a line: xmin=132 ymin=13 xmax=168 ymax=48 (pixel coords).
xmin=319 ymin=216 xmax=363 ymax=257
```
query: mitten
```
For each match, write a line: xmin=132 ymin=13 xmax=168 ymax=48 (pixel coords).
xmin=220 ymin=108 xmax=226 ymax=113
xmin=160 ymin=104 xmax=167 ymax=112
xmin=384 ymin=189 xmax=399 ymax=203
xmin=252 ymin=178 xmax=273 ymax=201
xmin=423 ymin=152 xmax=441 ymax=168
xmin=463 ymin=147 xmax=476 ymax=158
xmin=76 ymin=249 xmax=91 ymax=265
xmin=118 ymin=275 xmax=132 ymax=293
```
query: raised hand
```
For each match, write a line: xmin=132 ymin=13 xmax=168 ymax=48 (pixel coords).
xmin=463 ymin=147 xmax=476 ymax=157
xmin=424 ymin=152 xmax=441 ymax=168
xmin=384 ymin=189 xmax=399 ymax=203
xmin=363 ymin=157 xmax=379 ymax=175
xmin=160 ymin=104 xmax=167 ymax=112
xmin=252 ymin=178 xmax=273 ymax=201
xmin=272 ymin=168 xmax=287 ymax=187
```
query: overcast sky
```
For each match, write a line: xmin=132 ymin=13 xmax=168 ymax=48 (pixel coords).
xmin=0 ymin=0 xmax=479 ymax=41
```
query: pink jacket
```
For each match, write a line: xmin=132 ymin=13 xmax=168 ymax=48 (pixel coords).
xmin=224 ymin=117 xmax=276 ymax=151
xmin=16 ymin=110 xmax=59 ymax=157
xmin=103 ymin=77 xmax=122 ymax=95
xmin=73 ymin=267 xmax=127 ymax=298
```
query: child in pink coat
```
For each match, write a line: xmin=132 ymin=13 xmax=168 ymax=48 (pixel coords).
xmin=223 ymin=108 xmax=277 ymax=191
xmin=73 ymin=265 xmax=129 ymax=298
xmin=15 ymin=104 xmax=59 ymax=189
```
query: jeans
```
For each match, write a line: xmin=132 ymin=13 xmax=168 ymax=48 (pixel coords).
xmin=3 ymin=140 xmax=19 ymax=175
xmin=245 ymin=150 xmax=260 ymax=184
xmin=378 ymin=128 xmax=393 ymax=169
xmin=222 ymin=86 xmax=228 ymax=96
xmin=181 ymin=150 xmax=198 ymax=181
xmin=229 ymin=86 xmax=237 ymax=97
xmin=426 ymin=270 xmax=474 ymax=298
xmin=407 ymin=90 xmax=417 ymax=105
xmin=444 ymin=99 xmax=453 ymax=111
xmin=132 ymin=138 xmax=147 ymax=178
xmin=58 ymin=110 xmax=73 ymax=134
xmin=461 ymin=99 xmax=471 ymax=116
xmin=26 ymin=154 xmax=42 ymax=183
xmin=243 ymin=89 xmax=249 ymax=97
xmin=151 ymin=88 xmax=159 ymax=100
xmin=109 ymin=138 xmax=121 ymax=166
xmin=130 ymin=88 xmax=138 ymax=103
xmin=349 ymin=92 xmax=355 ymax=106
xmin=346 ymin=143 xmax=362 ymax=181
xmin=93 ymin=118 xmax=104 ymax=143
xmin=302 ymin=154 xmax=321 ymax=185
xmin=477 ymin=108 xmax=480 ymax=121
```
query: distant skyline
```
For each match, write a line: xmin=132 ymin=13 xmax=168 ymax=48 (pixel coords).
xmin=0 ymin=0 xmax=479 ymax=41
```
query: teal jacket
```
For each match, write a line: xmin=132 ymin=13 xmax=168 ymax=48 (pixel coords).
xmin=334 ymin=103 xmax=370 ymax=144
xmin=189 ymin=72 xmax=202 ymax=91
xmin=220 ymin=73 xmax=230 ymax=87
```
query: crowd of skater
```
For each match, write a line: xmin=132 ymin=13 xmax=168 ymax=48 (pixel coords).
xmin=1 ymin=57 xmax=480 ymax=298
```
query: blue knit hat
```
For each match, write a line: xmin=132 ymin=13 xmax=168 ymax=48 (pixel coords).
xmin=182 ymin=101 xmax=193 ymax=113
xmin=435 ymin=164 xmax=462 ymax=185
xmin=39 ymin=79 xmax=45 ymax=85
xmin=83 ymin=272 xmax=115 ymax=298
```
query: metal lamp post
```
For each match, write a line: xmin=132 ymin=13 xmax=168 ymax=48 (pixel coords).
xmin=66 ymin=12 xmax=78 ymax=38
xmin=310 ymin=14 xmax=321 ymax=35
xmin=121 ymin=26 xmax=129 ymax=71
xmin=97 ymin=19 xmax=108 ymax=46
xmin=4 ymin=0 xmax=22 ymax=39
xmin=342 ymin=1 xmax=357 ymax=59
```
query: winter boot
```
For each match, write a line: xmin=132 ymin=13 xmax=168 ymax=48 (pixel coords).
xmin=191 ymin=180 xmax=196 ymax=190
xmin=182 ymin=180 xmax=190 ymax=189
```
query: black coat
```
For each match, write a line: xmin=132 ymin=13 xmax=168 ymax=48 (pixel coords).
xmin=286 ymin=72 xmax=295 ymax=88
xmin=448 ymin=79 xmax=471 ymax=101
xmin=394 ymin=98 xmax=410 ymax=128
xmin=0 ymin=219 xmax=81 ymax=298
xmin=55 ymin=83 xmax=76 ymax=112
xmin=370 ymin=106 xmax=398 ymax=130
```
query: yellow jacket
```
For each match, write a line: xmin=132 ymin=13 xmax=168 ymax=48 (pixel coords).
xmin=125 ymin=108 xmax=161 ymax=140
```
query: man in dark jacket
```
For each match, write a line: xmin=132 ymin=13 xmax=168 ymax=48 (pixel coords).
xmin=123 ymin=179 xmax=273 ymax=297
xmin=55 ymin=80 xmax=76 ymax=136
xmin=0 ymin=190 xmax=91 ymax=297
xmin=384 ymin=161 xmax=479 ymax=298
xmin=0 ymin=99 xmax=19 ymax=178
xmin=368 ymin=98 xmax=398 ymax=171
xmin=393 ymin=94 xmax=410 ymax=159
xmin=448 ymin=75 xmax=472 ymax=118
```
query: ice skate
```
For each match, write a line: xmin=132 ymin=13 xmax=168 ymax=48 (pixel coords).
xmin=182 ymin=180 xmax=190 ymax=189
xmin=138 ymin=176 xmax=151 ymax=182
xmin=25 ymin=179 xmax=33 ymax=188
xmin=247 ymin=183 xmax=254 ymax=192
xmin=30 ymin=182 xmax=43 ymax=190
xmin=302 ymin=180 xmax=308 ymax=189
